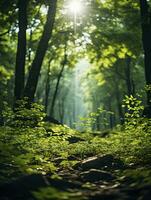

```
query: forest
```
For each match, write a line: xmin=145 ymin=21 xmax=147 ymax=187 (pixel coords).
xmin=0 ymin=0 xmax=151 ymax=199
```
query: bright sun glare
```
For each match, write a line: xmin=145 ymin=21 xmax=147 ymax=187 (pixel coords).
xmin=68 ymin=0 xmax=83 ymax=14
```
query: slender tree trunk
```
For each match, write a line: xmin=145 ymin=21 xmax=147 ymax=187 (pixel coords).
xmin=72 ymin=96 xmax=76 ymax=129
xmin=0 ymin=84 xmax=4 ymax=126
xmin=115 ymin=65 xmax=124 ymax=124
xmin=50 ymin=46 xmax=67 ymax=116
xmin=69 ymin=113 xmax=73 ymax=128
xmin=27 ymin=29 xmax=33 ymax=63
xmin=23 ymin=0 xmax=57 ymax=102
xmin=140 ymin=0 xmax=151 ymax=109
xmin=96 ymin=116 xmax=100 ymax=131
xmin=45 ymin=58 xmax=53 ymax=113
xmin=125 ymin=56 xmax=133 ymax=96
xmin=132 ymin=79 xmax=136 ymax=95
xmin=115 ymin=86 xmax=124 ymax=124
xmin=107 ymin=98 xmax=114 ymax=129
xmin=14 ymin=0 xmax=28 ymax=102
xmin=58 ymin=90 xmax=68 ymax=123
xmin=58 ymin=98 xmax=65 ymax=124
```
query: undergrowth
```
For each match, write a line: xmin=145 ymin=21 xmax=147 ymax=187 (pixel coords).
xmin=0 ymin=96 xmax=151 ymax=186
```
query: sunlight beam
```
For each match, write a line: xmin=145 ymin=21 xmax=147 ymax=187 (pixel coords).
xmin=68 ymin=0 xmax=83 ymax=15
xmin=68 ymin=0 xmax=83 ymax=33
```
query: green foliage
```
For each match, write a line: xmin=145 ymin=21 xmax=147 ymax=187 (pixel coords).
xmin=122 ymin=95 xmax=144 ymax=127
xmin=3 ymin=99 xmax=46 ymax=127
xmin=0 ymin=102 xmax=81 ymax=184
xmin=0 ymin=65 xmax=12 ymax=82
xmin=1 ymin=94 xmax=151 ymax=187
xmin=0 ymin=1 xmax=151 ymax=199
xmin=1 ymin=98 xmax=151 ymax=200
xmin=78 ymin=107 xmax=114 ymax=131
xmin=0 ymin=65 xmax=13 ymax=117
xmin=67 ymin=95 xmax=151 ymax=164
xmin=86 ymin=95 xmax=151 ymax=164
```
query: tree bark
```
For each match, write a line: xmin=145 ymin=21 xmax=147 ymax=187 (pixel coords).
xmin=125 ymin=56 xmax=133 ymax=96
xmin=115 ymin=85 xmax=124 ymax=124
xmin=23 ymin=0 xmax=57 ymax=102
xmin=58 ymin=98 xmax=65 ymax=124
xmin=107 ymin=98 xmax=114 ymax=129
xmin=140 ymin=0 xmax=151 ymax=107
xmin=45 ymin=58 xmax=53 ymax=113
xmin=14 ymin=0 xmax=28 ymax=101
xmin=115 ymin=65 xmax=124 ymax=124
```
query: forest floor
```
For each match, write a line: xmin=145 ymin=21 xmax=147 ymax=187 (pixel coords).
xmin=1 ymin=153 xmax=151 ymax=200
xmin=0 ymin=123 xmax=151 ymax=200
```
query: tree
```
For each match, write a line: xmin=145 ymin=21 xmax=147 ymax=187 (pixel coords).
xmin=14 ymin=0 xmax=28 ymax=101
xmin=45 ymin=57 xmax=53 ymax=113
xmin=50 ymin=42 xmax=67 ymax=116
xmin=140 ymin=0 xmax=151 ymax=116
xmin=23 ymin=0 xmax=57 ymax=102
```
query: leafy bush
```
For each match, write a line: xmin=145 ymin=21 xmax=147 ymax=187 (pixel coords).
xmin=86 ymin=95 xmax=151 ymax=164
xmin=3 ymin=99 xmax=46 ymax=127
xmin=0 ymin=101 xmax=78 ymax=183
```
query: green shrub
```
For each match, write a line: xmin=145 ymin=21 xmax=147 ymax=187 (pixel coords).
xmin=3 ymin=99 xmax=46 ymax=127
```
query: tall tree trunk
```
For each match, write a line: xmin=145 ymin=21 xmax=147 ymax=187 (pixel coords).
xmin=50 ymin=45 xmax=67 ymax=116
xmin=96 ymin=115 xmax=100 ymax=131
xmin=58 ymin=98 xmax=65 ymax=124
xmin=115 ymin=65 xmax=124 ymax=124
xmin=14 ymin=0 xmax=28 ymax=101
xmin=115 ymin=85 xmax=124 ymax=124
xmin=58 ymin=90 xmax=68 ymax=123
xmin=72 ymin=96 xmax=76 ymax=129
xmin=0 ymin=84 xmax=4 ymax=126
xmin=140 ymin=0 xmax=151 ymax=112
xmin=27 ymin=29 xmax=33 ymax=63
xmin=23 ymin=0 xmax=57 ymax=102
xmin=125 ymin=56 xmax=133 ymax=96
xmin=45 ymin=58 xmax=53 ymax=113
xmin=107 ymin=98 xmax=114 ymax=129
